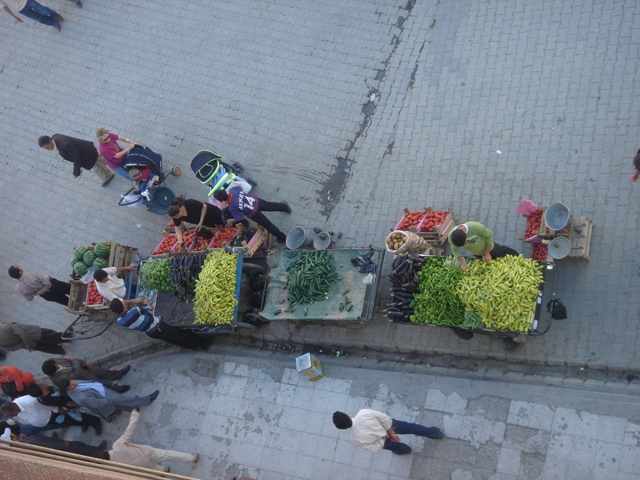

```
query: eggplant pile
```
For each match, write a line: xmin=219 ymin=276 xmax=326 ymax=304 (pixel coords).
xmin=386 ymin=254 xmax=424 ymax=322
xmin=169 ymin=252 xmax=208 ymax=301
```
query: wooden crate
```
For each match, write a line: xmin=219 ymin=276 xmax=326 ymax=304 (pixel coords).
xmin=566 ymin=217 xmax=593 ymax=261
xmin=109 ymin=242 xmax=138 ymax=269
xmin=65 ymin=280 xmax=87 ymax=315
xmin=242 ymin=226 xmax=269 ymax=257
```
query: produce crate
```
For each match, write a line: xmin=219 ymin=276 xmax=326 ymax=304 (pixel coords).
xmin=394 ymin=208 xmax=428 ymax=231
xmin=241 ymin=226 xmax=269 ymax=258
xmin=566 ymin=217 xmax=593 ymax=261
xmin=209 ymin=227 xmax=239 ymax=249
xmin=108 ymin=242 xmax=138 ymax=269
xmin=65 ymin=280 xmax=87 ymax=315
xmin=152 ymin=233 xmax=178 ymax=255
xmin=415 ymin=208 xmax=455 ymax=246
xmin=85 ymin=281 xmax=111 ymax=314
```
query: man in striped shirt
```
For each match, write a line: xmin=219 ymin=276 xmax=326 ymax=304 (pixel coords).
xmin=109 ymin=299 xmax=211 ymax=350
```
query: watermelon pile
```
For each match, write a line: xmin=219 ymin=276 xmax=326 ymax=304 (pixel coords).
xmin=72 ymin=243 xmax=111 ymax=276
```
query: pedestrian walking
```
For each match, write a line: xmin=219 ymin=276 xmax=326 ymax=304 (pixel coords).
xmin=94 ymin=409 xmax=198 ymax=472
xmin=41 ymin=356 xmax=130 ymax=389
xmin=332 ymin=409 xmax=443 ymax=455
xmin=0 ymin=322 xmax=70 ymax=355
xmin=8 ymin=265 xmax=71 ymax=306
xmin=109 ymin=298 xmax=212 ymax=350
xmin=0 ymin=0 xmax=63 ymax=31
xmin=213 ymin=187 xmax=291 ymax=243
xmin=60 ymin=379 xmax=159 ymax=423
xmin=95 ymin=127 xmax=140 ymax=181
xmin=38 ymin=134 xmax=114 ymax=186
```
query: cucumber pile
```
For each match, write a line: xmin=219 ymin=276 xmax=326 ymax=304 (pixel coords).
xmin=284 ymin=250 xmax=340 ymax=306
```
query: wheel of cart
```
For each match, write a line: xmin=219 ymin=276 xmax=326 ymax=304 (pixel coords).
xmin=62 ymin=311 xmax=117 ymax=341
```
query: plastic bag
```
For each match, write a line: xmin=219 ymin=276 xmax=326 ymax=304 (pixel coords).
xmin=121 ymin=192 xmax=145 ymax=208
xmin=80 ymin=267 xmax=95 ymax=284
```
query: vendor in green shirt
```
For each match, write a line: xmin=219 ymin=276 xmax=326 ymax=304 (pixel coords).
xmin=448 ymin=222 xmax=518 ymax=271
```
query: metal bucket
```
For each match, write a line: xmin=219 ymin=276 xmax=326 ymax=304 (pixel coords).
xmin=286 ymin=227 xmax=313 ymax=249
xmin=313 ymin=232 xmax=331 ymax=250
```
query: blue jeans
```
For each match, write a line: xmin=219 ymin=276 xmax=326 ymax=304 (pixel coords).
xmin=19 ymin=0 xmax=59 ymax=27
xmin=111 ymin=165 xmax=132 ymax=181
xmin=125 ymin=281 xmax=137 ymax=299
xmin=382 ymin=419 xmax=442 ymax=455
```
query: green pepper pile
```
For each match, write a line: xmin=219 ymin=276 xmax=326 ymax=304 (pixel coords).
xmin=411 ymin=257 xmax=465 ymax=326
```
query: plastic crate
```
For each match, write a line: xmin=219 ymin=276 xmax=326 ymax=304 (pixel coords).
xmin=394 ymin=208 xmax=428 ymax=231
xmin=415 ymin=208 xmax=455 ymax=245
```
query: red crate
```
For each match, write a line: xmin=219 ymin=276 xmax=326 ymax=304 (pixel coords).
xmin=394 ymin=208 xmax=428 ymax=231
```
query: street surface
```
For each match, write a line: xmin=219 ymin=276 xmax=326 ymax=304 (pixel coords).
xmin=60 ymin=347 xmax=640 ymax=480
xmin=1 ymin=1 xmax=639 ymax=478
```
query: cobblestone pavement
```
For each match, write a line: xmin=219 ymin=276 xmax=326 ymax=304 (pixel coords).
xmin=59 ymin=348 xmax=640 ymax=480
xmin=1 ymin=1 xmax=639 ymax=387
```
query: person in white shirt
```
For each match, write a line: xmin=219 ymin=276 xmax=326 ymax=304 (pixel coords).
xmin=0 ymin=395 xmax=100 ymax=434
xmin=94 ymin=409 xmax=198 ymax=473
xmin=332 ymin=409 xmax=443 ymax=455
xmin=93 ymin=264 xmax=138 ymax=303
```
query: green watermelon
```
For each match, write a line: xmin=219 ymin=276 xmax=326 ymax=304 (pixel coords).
xmin=73 ymin=261 xmax=88 ymax=276
xmin=83 ymin=251 xmax=97 ymax=265
xmin=93 ymin=257 xmax=108 ymax=270
xmin=94 ymin=243 xmax=111 ymax=259
xmin=71 ymin=257 xmax=81 ymax=267
xmin=75 ymin=245 xmax=89 ymax=260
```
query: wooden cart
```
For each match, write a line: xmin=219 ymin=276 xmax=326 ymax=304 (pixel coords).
xmin=63 ymin=242 xmax=138 ymax=339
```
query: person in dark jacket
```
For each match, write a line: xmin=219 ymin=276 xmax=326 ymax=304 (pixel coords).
xmin=0 ymin=322 xmax=70 ymax=355
xmin=38 ymin=134 xmax=114 ymax=186
xmin=41 ymin=357 xmax=129 ymax=389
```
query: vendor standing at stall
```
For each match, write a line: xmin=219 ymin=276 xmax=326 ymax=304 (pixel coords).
xmin=448 ymin=221 xmax=518 ymax=271
xmin=167 ymin=196 xmax=224 ymax=251
xmin=93 ymin=264 xmax=138 ymax=303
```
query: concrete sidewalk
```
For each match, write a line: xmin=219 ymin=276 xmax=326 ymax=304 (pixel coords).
xmin=60 ymin=346 xmax=640 ymax=480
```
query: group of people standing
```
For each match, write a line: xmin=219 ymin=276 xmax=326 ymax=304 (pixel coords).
xmin=0 ymin=359 xmax=198 ymax=472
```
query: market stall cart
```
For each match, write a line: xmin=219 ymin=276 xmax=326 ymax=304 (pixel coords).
xmin=63 ymin=242 xmax=138 ymax=340
xmin=259 ymin=248 xmax=384 ymax=322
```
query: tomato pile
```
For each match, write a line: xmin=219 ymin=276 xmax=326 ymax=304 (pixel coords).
xmin=524 ymin=209 xmax=549 ymax=238
xmin=211 ymin=228 xmax=238 ymax=248
xmin=396 ymin=211 xmax=426 ymax=230
xmin=532 ymin=243 xmax=548 ymax=261
xmin=166 ymin=220 xmax=175 ymax=228
xmin=86 ymin=281 xmax=104 ymax=306
xmin=180 ymin=231 xmax=212 ymax=252
xmin=153 ymin=234 xmax=178 ymax=254
xmin=418 ymin=210 xmax=449 ymax=232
